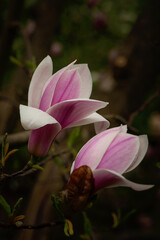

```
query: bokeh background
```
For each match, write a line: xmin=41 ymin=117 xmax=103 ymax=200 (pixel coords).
xmin=0 ymin=0 xmax=160 ymax=239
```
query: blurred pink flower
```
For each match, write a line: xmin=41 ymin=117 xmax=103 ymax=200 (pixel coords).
xmin=50 ymin=42 xmax=63 ymax=57
xmin=25 ymin=20 xmax=36 ymax=36
xmin=92 ymin=11 xmax=108 ymax=31
xmin=71 ymin=125 xmax=153 ymax=192
xmin=20 ymin=56 xmax=109 ymax=156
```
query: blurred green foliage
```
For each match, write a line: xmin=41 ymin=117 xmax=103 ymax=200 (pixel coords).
xmin=0 ymin=0 xmax=149 ymax=84
xmin=54 ymin=0 xmax=148 ymax=70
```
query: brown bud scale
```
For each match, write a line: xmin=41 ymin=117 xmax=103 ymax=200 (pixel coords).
xmin=66 ymin=165 xmax=95 ymax=211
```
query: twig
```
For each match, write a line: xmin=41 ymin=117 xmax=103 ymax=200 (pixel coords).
xmin=0 ymin=220 xmax=63 ymax=229
xmin=106 ymin=89 xmax=159 ymax=133
xmin=128 ymin=89 xmax=159 ymax=125
xmin=105 ymin=114 xmax=127 ymax=125
xmin=105 ymin=114 xmax=138 ymax=133
xmin=0 ymin=149 xmax=68 ymax=182
xmin=17 ymin=149 xmax=68 ymax=177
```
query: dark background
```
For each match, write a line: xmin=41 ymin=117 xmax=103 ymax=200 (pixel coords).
xmin=0 ymin=0 xmax=160 ymax=239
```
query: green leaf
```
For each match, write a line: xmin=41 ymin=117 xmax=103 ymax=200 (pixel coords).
xmin=10 ymin=56 xmax=23 ymax=67
xmin=25 ymin=56 xmax=36 ymax=71
xmin=112 ymin=212 xmax=119 ymax=228
xmin=122 ymin=209 xmax=136 ymax=223
xmin=32 ymin=164 xmax=44 ymax=171
xmin=112 ymin=209 xmax=121 ymax=228
xmin=4 ymin=142 xmax=9 ymax=155
xmin=13 ymin=215 xmax=25 ymax=223
xmin=51 ymin=195 xmax=64 ymax=220
xmin=64 ymin=219 xmax=74 ymax=237
xmin=0 ymin=195 xmax=11 ymax=217
xmin=3 ymin=149 xmax=18 ymax=166
xmin=64 ymin=220 xmax=70 ymax=237
xmin=28 ymin=155 xmax=39 ymax=165
xmin=83 ymin=214 xmax=92 ymax=237
xmin=54 ymin=157 xmax=63 ymax=169
xmin=112 ymin=208 xmax=136 ymax=228
xmin=67 ymin=127 xmax=81 ymax=149
xmin=156 ymin=162 xmax=160 ymax=168
xmin=12 ymin=197 xmax=23 ymax=216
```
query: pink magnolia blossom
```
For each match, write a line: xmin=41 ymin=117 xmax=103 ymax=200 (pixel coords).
xmin=71 ymin=125 xmax=153 ymax=192
xmin=19 ymin=56 xmax=109 ymax=156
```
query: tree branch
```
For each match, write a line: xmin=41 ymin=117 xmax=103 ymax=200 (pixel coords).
xmin=0 ymin=220 xmax=63 ymax=229
xmin=128 ymin=89 xmax=160 ymax=125
xmin=0 ymin=149 xmax=68 ymax=182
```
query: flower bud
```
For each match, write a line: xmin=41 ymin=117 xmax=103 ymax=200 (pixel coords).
xmin=66 ymin=165 xmax=95 ymax=211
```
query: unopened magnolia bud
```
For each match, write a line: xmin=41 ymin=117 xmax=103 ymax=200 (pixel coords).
xmin=66 ymin=165 xmax=95 ymax=212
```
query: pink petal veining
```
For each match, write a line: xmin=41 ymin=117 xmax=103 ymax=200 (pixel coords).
xmin=47 ymin=99 xmax=107 ymax=128
xmin=97 ymin=134 xmax=139 ymax=174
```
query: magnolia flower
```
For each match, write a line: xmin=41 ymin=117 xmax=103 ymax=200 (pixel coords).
xmin=70 ymin=125 xmax=153 ymax=194
xmin=20 ymin=56 xmax=109 ymax=156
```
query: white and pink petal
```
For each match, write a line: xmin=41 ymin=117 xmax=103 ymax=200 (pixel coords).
xmin=28 ymin=124 xmax=61 ymax=156
xmin=72 ymin=64 xmax=92 ymax=98
xmin=19 ymin=105 xmax=61 ymax=130
xmin=125 ymin=135 xmax=148 ymax=173
xmin=97 ymin=133 xmax=140 ymax=174
xmin=50 ymin=69 xmax=81 ymax=105
xmin=93 ymin=169 xmax=153 ymax=192
xmin=39 ymin=60 xmax=76 ymax=111
xmin=28 ymin=56 xmax=53 ymax=108
xmin=47 ymin=99 xmax=108 ymax=129
xmin=72 ymin=126 xmax=125 ymax=172
xmin=65 ymin=112 xmax=110 ymax=131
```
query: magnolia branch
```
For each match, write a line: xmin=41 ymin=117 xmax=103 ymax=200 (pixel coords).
xmin=105 ymin=114 xmax=138 ymax=133
xmin=0 ymin=149 xmax=68 ymax=182
xmin=106 ymin=89 xmax=159 ymax=132
xmin=128 ymin=89 xmax=159 ymax=125
xmin=0 ymin=220 xmax=63 ymax=229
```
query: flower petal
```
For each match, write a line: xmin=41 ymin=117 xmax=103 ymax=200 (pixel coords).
xmin=28 ymin=124 xmax=61 ymax=156
xmin=94 ymin=114 xmax=110 ymax=133
xmin=47 ymin=99 xmax=108 ymax=128
xmin=65 ymin=112 xmax=110 ymax=130
xmin=72 ymin=64 xmax=92 ymax=98
xmin=19 ymin=105 xmax=61 ymax=130
xmin=97 ymin=133 xmax=140 ymax=174
xmin=125 ymin=135 xmax=149 ymax=172
xmin=93 ymin=169 xmax=153 ymax=192
xmin=39 ymin=60 xmax=76 ymax=111
xmin=72 ymin=126 xmax=126 ymax=172
xmin=28 ymin=56 xmax=53 ymax=108
xmin=51 ymin=69 xmax=81 ymax=105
